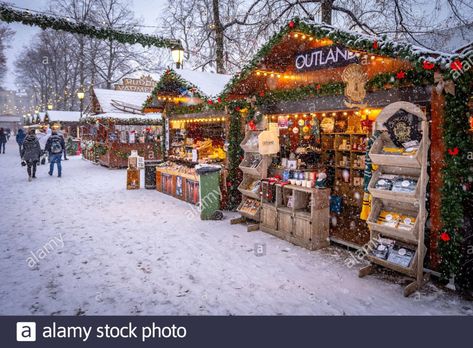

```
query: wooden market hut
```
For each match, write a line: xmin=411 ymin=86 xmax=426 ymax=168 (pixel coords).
xmin=143 ymin=68 xmax=232 ymax=206
xmin=82 ymin=87 xmax=163 ymax=168
xmin=219 ymin=18 xmax=473 ymax=294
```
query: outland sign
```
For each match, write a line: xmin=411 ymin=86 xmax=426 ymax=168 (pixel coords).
xmin=295 ymin=45 xmax=358 ymax=72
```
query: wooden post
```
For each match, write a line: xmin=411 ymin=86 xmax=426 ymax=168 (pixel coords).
xmin=429 ymin=89 xmax=445 ymax=270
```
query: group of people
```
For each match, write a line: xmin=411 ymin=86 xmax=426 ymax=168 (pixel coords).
xmin=16 ymin=127 xmax=67 ymax=181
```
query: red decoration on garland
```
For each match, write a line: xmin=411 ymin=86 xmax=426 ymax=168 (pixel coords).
xmin=448 ymin=147 xmax=459 ymax=156
xmin=316 ymin=84 xmax=321 ymax=90
xmin=423 ymin=61 xmax=435 ymax=70
xmin=259 ymin=91 xmax=265 ymax=97
xmin=440 ymin=232 xmax=451 ymax=242
xmin=248 ymin=120 xmax=256 ymax=130
xmin=217 ymin=97 xmax=222 ymax=103
xmin=288 ymin=20 xmax=295 ymax=28
xmin=396 ymin=71 xmax=406 ymax=79
xmin=235 ymin=106 xmax=241 ymax=112
xmin=207 ymin=99 xmax=213 ymax=105
xmin=450 ymin=60 xmax=463 ymax=71
xmin=372 ymin=40 xmax=379 ymax=49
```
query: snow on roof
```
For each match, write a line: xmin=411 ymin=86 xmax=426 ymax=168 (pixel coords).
xmin=173 ymin=69 xmax=232 ymax=97
xmin=92 ymin=112 xmax=162 ymax=120
xmin=0 ymin=115 xmax=21 ymax=122
xmin=410 ymin=23 xmax=473 ymax=53
xmin=93 ymin=88 xmax=150 ymax=113
xmin=39 ymin=110 xmax=81 ymax=122
xmin=121 ymin=71 xmax=161 ymax=82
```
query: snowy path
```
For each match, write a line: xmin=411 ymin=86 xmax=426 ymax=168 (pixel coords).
xmin=0 ymin=139 xmax=471 ymax=315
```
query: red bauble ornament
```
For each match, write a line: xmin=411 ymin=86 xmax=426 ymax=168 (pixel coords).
xmin=217 ymin=97 xmax=222 ymax=103
xmin=423 ymin=61 xmax=435 ymax=70
xmin=248 ymin=120 xmax=256 ymax=130
xmin=207 ymin=99 xmax=213 ymax=105
xmin=450 ymin=59 xmax=463 ymax=71
xmin=235 ymin=106 xmax=241 ymax=112
xmin=316 ymin=84 xmax=321 ymax=90
xmin=396 ymin=71 xmax=406 ymax=79
xmin=288 ymin=20 xmax=295 ymax=28
xmin=259 ymin=91 xmax=265 ymax=97
xmin=448 ymin=147 xmax=459 ymax=156
xmin=372 ymin=40 xmax=379 ymax=49
xmin=440 ymin=232 xmax=450 ymax=242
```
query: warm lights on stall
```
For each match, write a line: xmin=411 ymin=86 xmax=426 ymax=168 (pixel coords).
xmin=170 ymin=117 xmax=227 ymax=128
xmin=290 ymin=32 xmax=333 ymax=46
xmin=156 ymin=95 xmax=186 ymax=103
xmin=254 ymin=69 xmax=297 ymax=80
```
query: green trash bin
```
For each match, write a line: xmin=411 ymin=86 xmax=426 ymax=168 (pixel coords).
xmin=196 ymin=165 xmax=223 ymax=220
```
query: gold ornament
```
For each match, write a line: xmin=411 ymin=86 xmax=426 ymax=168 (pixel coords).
xmin=341 ymin=64 xmax=368 ymax=108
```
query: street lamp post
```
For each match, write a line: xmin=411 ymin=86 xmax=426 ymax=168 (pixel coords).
xmin=171 ymin=45 xmax=184 ymax=69
xmin=77 ymin=90 xmax=85 ymax=139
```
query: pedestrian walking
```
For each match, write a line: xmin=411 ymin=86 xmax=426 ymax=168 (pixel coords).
xmin=21 ymin=129 xmax=42 ymax=181
xmin=16 ymin=128 xmax=26 ymax=155
xmin=0 ymin=128 xmax=7 ymax=154
xmin=45 ymin=130 xmax=65 ymax=177
xmin=37 ymin=127 xmax=51 ymax=165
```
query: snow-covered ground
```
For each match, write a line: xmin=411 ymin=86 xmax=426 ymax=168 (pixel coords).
xmin=0 ymin=140 xmax=471 ymax=315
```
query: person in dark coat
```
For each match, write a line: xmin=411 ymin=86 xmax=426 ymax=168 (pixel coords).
xmin=0 ymin=128 xmax=6 ymax=154
xmin=21 ymin=129 xmax=42 ymax=181
xmin=16 ymin=128 xmax=26 ymax=155
xmin=45 ymin=130 xmax=65 ymax=177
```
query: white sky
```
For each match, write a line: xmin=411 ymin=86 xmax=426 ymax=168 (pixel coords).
xmin=3 ymin=0 xmax=167 ymax=90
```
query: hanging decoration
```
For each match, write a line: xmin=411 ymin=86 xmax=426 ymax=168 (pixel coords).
xmin=0 ymin=4 xmax=180 ymax=49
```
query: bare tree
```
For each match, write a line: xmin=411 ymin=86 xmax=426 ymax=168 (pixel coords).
xmin=0 ymin=24 xmax=14 ymax=85
xmin=159 ymin=0 xmax=473 ymax=74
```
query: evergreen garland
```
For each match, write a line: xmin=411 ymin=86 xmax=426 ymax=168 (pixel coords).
xmin=226 ymin=102 xmax=246 ymax=210
xmin=0 ymin=4 xmax=180 ymax=49
xmin=439 ymin=73 xmax=473 ymax=283
xmin=143 ymin=69 xmax=208 ymax=109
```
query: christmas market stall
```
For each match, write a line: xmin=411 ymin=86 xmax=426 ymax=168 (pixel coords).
xmin=143 ymin=68 xmax=232 ymax=207
xmin=81 ymin=86 xmax=163 ymax=168
xmin=218 ymin=19 xmax=473 ymax=295
xmin=39 ymin=110 xmax=82 ymax=155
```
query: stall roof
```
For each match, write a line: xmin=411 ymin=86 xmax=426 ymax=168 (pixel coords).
xmin=0 ymin=115 xmax=21 ymax=122
xmin=92 ymin=112 xmax=162 ymax=120
xmin=221 ymin=18 xmax=457 ymax=98
xmin=93 ymin=88 xmax=149 ymax=113
xmin=172 ymin=69 xmax=232 ymax=97
xmin=39 ymin=110 xmax=81 ymax=122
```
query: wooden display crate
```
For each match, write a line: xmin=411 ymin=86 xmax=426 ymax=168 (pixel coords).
xmin=239 ymin=153 xmax=269 ymax=177
xmin=237 ymin=197 xmax=261 ymax=221
xmin=240 ymin=131 xmax=260 ymax=152
xmin=238 ymin=176 xmax=261 ymax=200
xmin=367 ymin=198 xmax=421 ymax=244
xmin=369 ymin=131 xmax=426 ymax=168
xmin=368 ymin=167 xmax=423 ymax=204
xmin=366 ymin=238 xmax=423 ymax=278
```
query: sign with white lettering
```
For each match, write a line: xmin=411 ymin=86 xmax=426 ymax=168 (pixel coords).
xmin=114 ymin=75 xmax=156 ymax=92
xmin=295 ymin=45 xmax=358 ymax=72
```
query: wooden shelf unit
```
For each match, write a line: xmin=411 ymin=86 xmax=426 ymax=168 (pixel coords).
xmin=260 ymin=184 xmax=331 ymax=250
xmin=358 ymin=102 xmax=431 ymax=297
xmin=232 ymin=130 xmax=271 ymax=231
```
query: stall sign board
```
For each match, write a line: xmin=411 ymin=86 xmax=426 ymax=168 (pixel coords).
xmin=258 ymin=130 xmax=280 ymax=155
xmin=295 ymin=45 xmax=358 ymax=72
xmin=384 ymin=109 xmax=422 ymax=147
